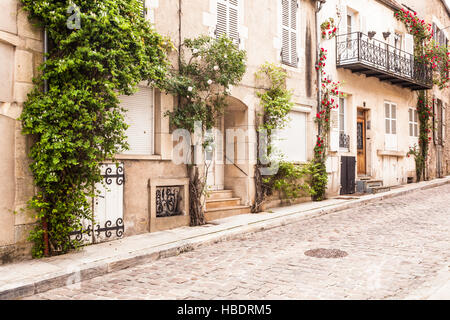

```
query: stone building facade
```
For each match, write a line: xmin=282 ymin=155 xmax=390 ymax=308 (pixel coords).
xmin=0 ymin=0 xmax=319 ymax=263
xmin=401 ymin=0 xmax=450 ymax=179
xmin=0 ymin=0 xmax=447 ymax=264
xmin=0 ymin=0 xmax=42 ymax=263
xmin=319 ymin=0 xmax=449 ymax=196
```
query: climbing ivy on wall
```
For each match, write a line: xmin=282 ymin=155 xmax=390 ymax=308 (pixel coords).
xmin=396 ymin=8 xmax=449 ymax=180
xmin=252 ymin=63 xmax=315 ymax=211
xmin=395 ymin=8 xmax=449 ymax=89
xmin=312 ymin=18 xmax=345 ymax=201
xmin=19 ymin=0 xmax=170 ymax=257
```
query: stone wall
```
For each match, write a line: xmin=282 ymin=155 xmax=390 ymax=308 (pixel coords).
xmin=0 ymin=0 xmax=42 ymax=264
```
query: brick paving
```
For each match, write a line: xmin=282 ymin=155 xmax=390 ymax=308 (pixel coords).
xmin=25 ymin=185 xmax=450 ymax=300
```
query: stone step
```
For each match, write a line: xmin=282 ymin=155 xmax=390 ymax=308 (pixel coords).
xmin=205 ymin=205 xmax=252 ymax=222
xmin=207 ymin=190 xmax=234 ymax=200
xmin=365 ymin=180 xmax=383 ymax=188
xmin=369 ymin=186 xmax=391 ymax=194
xmin=206 ymin=198 xmax=241 ymax=210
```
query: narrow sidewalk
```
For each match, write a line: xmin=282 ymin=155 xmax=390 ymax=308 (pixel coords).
xmin=1 ymin=176 xmax=449 ymax=300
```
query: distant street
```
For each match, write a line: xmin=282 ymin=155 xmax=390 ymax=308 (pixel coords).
xmin=27 ymin=184 xmax=450 ymax=300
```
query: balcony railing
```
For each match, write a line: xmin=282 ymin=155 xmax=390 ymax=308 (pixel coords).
xmin=336 ymin=32 xmax=433 ymax=90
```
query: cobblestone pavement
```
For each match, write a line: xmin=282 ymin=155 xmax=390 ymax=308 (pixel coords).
xmin=26 ymin=185 xmax=450 ymax=300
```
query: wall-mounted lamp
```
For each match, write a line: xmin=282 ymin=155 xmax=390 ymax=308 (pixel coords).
xmin=382 ymin=31 xmax=391 ymax=40
xmin=368 ymin=31 xmax=376 ymax=40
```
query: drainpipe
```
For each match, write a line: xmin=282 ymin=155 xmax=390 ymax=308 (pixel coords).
xmin=43 ymin=28 xmax=50 ymax=257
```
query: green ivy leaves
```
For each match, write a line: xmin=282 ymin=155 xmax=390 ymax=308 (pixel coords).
xmin=20 ymin=0 xmax=170 ymax=257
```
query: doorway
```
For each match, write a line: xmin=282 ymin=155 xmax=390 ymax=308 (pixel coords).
xmin=357 ymin=108 xmax=366 ymax=175
xmin=205 ymin=117 xmax=225 ymax=191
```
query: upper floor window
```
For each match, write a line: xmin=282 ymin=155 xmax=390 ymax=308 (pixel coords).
xmin=216 ymin=0 xmax=240 ymax=45
xmin=385 ymin=102 xmax=397 ymax=135
xmin=120 ymin=86 xmax=155 ymax=155
xmin=409 ymin=108 xmax=418 ymax=137
xmin=281 ymin=0 xmax=298 ymax=67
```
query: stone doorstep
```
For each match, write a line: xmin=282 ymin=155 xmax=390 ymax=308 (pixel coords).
xmin=0 ymin=176 xmax=449 ymax=300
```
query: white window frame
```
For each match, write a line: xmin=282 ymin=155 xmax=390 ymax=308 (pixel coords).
xmin=409 ymin=107 xmax=418 ymax=138
xmin=119 ymin=86 xmax=155 ymax=156
xmin=281 ymin=0 xmax=298 ymax=68
xmin=216 ymin=0 xmax=240 ymax=45
xmin=385 ymin=101 xmax=398 ymax=151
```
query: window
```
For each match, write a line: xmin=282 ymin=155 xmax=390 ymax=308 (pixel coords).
xmin=119 ymin=86 xmax=154 ymax=155
xmin=434 ymin=98 xmax=444 ymax=146
xmin=409 ymin=108 xmax=418 ymax=137
xmin=281 ymin=0 xmax=298 ymax=67
xmin=339 ymin=97 xmax=346 ymax=134
xmin=274 ymin=111 xmax=306 ymax=162
xmin=385 ymin=102 xmax=398 ymax=151
xmin=216 ymin=0 xmax=239 ymax=45
xmin=385 ymin=102 xmax=397 ymax=134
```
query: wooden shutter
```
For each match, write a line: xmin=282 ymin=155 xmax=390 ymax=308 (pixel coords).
xmin=216 ymin=0 xmax=239 ymax=45
xmin=120 ymin=86 xmax=154 ymax=155
xmin=281 ymin=0 xmax=298 ymax=67
xmin=330 ymin=107 xmax=340 ymax=151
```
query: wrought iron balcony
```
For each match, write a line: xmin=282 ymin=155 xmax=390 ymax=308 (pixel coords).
xmin=336 ymin=32 xmax=433 ymax=90
xmin=339 ymin=132 xmax=350 ymax=149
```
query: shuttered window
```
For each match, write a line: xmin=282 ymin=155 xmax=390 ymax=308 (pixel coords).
xmin=120 ymin=86 xmax=154 ymax=155
xmin=409 ymin=108 xmax=418 ymax=137
xmin=274 ymin=111 xmax=306 ymax=162
xmin=216 ymin=0 xmax=239 ymax=45
xmin=385 ymin=102 xmax=397 ymax=135
xmin=281 ymin=0 xmax=298 ymax=67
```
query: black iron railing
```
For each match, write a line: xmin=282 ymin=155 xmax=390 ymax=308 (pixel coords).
xmin=339 ymin=132 xmax=350 ymax=149
xmin=336 ymin=32 xmax=433 ymax=87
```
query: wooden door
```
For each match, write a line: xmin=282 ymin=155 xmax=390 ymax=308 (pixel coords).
xmin=357 ymin=112 xmax=366 ymax=175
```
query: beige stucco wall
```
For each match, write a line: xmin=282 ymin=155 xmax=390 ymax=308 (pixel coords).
xmin=401 ymin=0 xmax=450 ymax=179
xmin=0 ymin=0 xmax=42 ymax=264
xmin=124 ymin=0 xmax=318 ymax=221
xmin=318 ymin=0 xmax=443 ymax=194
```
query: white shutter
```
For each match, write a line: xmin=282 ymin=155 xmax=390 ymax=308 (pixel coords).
xmin=330 ymin=108 xmax=339 ymax=151
xmin=443 ymin=104 xmax=447 ymax=143
xmin=339 ymin=6 xmax=348 ymax=35
xmin=274 ymin=111 xmax=306 ymax=162
xmin=404 ymin=34 xmax=414 ymax=56
xmin=216 ymin=0 xmax=239 ymax=44
xmin=120 ymin=86 xmax=154 ymax=155
xmin=281 ymin=0 xmax=298 ymax=67
xmin=93 ymin=163 xmax=124 ymax=243
xmin=359 ymin=14 xmax=367 ymax=34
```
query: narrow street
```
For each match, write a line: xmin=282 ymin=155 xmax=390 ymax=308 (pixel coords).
xmin=26 ymin=184 xmax=450 ymax=300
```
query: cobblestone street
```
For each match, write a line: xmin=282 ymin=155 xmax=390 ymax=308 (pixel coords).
xmin=26 ymin=184 xmax=450 ymax=300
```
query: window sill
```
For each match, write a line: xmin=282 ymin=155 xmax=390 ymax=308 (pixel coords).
xmin=115 ymin=154 xmax=165 ymax=161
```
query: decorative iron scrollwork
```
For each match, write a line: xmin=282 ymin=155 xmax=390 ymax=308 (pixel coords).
xmin=336 ymin=32 xmax=432 ymax=87
xmin=95 ymin=218 xmax=125 ymax=238
xmin=156 ymin=186 xmax=182 ymax=217
xmin=104 ymin=165 xmax=125 ymax=185
xmin=339 ymin=132 xmax=350 ymax=149
xmin=69 ymin=224 xmax=92 ymax=242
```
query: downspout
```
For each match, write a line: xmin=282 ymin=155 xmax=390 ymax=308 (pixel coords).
xmin=43 ymin=28 xmax=49 ymax=257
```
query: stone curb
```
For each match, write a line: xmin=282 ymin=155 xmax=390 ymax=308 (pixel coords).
xmin=1 ymin=177 xmax=449 ymax=300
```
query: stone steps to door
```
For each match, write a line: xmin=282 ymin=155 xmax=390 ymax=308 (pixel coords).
xmin=207 ymin=190 xmax=234 ymax=200
xmin=206 ymin=198 xmax=241 ymax=210
xmin=205 ymin=205 xmax=252 ymax=222
xmin=370 ymin=186 xmax=391 ymax=194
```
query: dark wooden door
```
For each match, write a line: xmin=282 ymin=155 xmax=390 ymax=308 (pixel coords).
xmin=357 ymin=115 xmax=366 ymax=175
xmin=340 ymin=156 xmax=356 ymax=195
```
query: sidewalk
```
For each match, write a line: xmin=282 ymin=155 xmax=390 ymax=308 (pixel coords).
xmin=1 ymin=176 xmax=449 ymax=300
